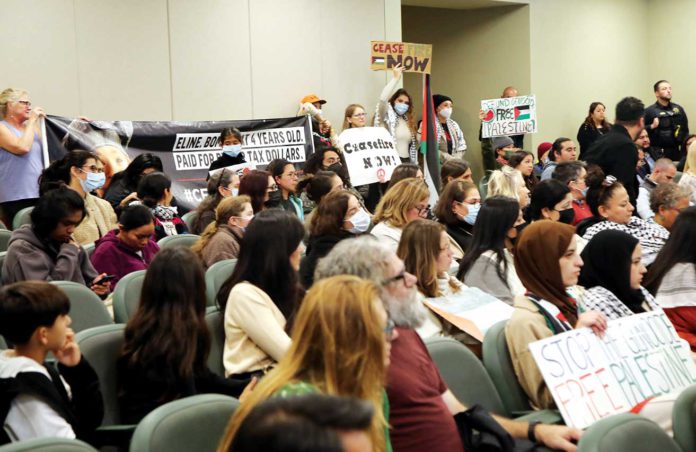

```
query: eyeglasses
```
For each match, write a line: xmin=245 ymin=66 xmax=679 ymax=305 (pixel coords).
xmin=415 ymin=204 xmax=430 ymax=217
xmin=267 ymin=184 xmax=279 ymax=192
xmin=382 ymin=269 xmax=406 ymax=286
xmin=283 ymin=172 xmax=298 ymax=179
xmin=17 ymin=100 xmax=31 ymax=107
xmin=216 ymin=169 xmax=228 ymax=192
xmin=80 ymin=165 xmax=105 ymax=174
xmin=384 ymin=319 xmax=396 ymax=341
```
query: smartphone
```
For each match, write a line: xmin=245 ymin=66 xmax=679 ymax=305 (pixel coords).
xmin=95 ymin=275 xmax=116 ymax=285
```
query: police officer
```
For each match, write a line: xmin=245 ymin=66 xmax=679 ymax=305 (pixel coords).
xmin=644 ymin=80 xmax=689 ymax=161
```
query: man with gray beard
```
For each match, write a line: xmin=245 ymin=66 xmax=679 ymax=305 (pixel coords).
xmin=315 ymin=236 xmax=582 ymax=452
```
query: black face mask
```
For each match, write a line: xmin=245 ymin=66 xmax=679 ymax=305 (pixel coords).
xmin=325 ymin=162 xmax=350 ymax=185
xmin=265 ymin=190 xmax=282 ymax=208
xmin=557 ymin=208 xmax=575 ymax=225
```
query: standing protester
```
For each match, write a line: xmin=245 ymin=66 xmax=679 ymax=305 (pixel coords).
xmin=479 ymin=86 xmax=523 ymax=172
xmin=208 ymin=128 xmax=247 ymax=174
xmin=342 ymin=104 xmax=367 ymax=130
xmin=644 ymin=80 xmax=689 ymax=161
xmin=375 ymin=64 xmax=417 ymax=163
xmin=576 ymin=102 xmax=611 ymax=154
xmin=492 ymin=136 xmax=515 ymax=169
xmin=432 ymin=94 xmax=466 ymax=160
xmin=0 ymin=88 xmax=45 ymax=228
xmin=298 ymin=94 xmax=339 ymax=148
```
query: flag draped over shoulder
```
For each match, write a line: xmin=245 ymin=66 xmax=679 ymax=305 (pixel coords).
xmin=420 ymin=73 xmax=441 ymax=207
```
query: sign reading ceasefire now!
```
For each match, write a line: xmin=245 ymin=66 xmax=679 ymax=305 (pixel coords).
xmin=529 ymin=311 xmax=696 ymax=429
xmin=370 ymin=41 xmax=432 ymax=74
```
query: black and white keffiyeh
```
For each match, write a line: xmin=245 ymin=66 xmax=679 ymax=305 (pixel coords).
xmin=582 ymin=217 xmax=669 ymax=265
xmin=580 ymin=286 xmax=661 ymax=320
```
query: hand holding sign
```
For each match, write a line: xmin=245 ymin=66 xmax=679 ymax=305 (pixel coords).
xmin=480 ymin=95 xmax=537 ymax=138
xmin=338 ymin=127 xmax=400 ymax=186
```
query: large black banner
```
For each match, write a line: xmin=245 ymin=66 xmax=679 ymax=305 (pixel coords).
xmin=44 ymin=115 xmax=314 ymax=211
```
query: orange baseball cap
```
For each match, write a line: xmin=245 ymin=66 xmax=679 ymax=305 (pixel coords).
xmin=301 ymin=94 xmax=326 ymax=105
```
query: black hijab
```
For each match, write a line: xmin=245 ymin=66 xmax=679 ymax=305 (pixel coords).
xmin=579 ymin=229 xmax=645 ymax=313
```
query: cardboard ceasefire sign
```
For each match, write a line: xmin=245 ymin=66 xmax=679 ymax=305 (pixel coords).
xmin=480 ymin=95 xmax=537 ymax=138
xmin=529 ymin=311 xmax=696 ymax=429
xmin=370 ymin=41 xmax=433 ymax=74
xmin=338 ymin=127 xmax=400 ymax=186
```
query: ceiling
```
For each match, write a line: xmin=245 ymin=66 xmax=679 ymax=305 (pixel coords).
xmin=401 ymin=0 xmax=529 ymax=10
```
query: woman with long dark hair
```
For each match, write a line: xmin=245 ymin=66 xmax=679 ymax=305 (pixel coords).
xmin=507 ymin=150 xmax=538 ymax=193
xmin=238 ymin=169 xmax=275 ymax=214
xmin=457 ymin=196 xmax=525 ymax=305
xmin=576 ymin=101 xmax=611 ymax=154
xmin=191 ymin=169 xmax=239 ymax=234
xmin=117 ymin=247 xmax=246 ymax=423
xmin=375 ymin=65 xmax=417 ymax=163
xmin=267 ymin=159 xmax=303 ymax=219
xmin=645 ymin=207 xmax=696 ymax=350
xmin=137 ymin=172 xmax=188 ymax=241
xmin=217 ymin=209 xmax=305 ymax=381
xmin=104 ymin=153 xmax=163 ymax=213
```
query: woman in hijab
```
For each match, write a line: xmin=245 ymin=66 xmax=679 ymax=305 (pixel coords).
xmin=505 ymin=221 xmax=607 ymax=409
xmin=579 ymin=230 xmax=660 ymax=320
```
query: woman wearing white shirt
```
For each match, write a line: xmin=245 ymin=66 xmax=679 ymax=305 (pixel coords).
xmin=371 ymin=178 xmax=430 ymax=252
xmin=374 ymin=64 xmax=417 ymax=163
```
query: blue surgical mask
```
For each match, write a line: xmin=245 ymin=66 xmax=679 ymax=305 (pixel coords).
xmin=394 ymin=103 xmax=409 ymax=116
xmin=80 ymin=171 xmax=106 ymax=192
xmin=463 ymin=203 xmax=481 ymax=226
xmin=346 ymin=208 xmax=371 ymax=234
xmin=223 ymin=144 xmax=242 ymax=158
xmin=580 ymin=187 xmax=588 ymax=197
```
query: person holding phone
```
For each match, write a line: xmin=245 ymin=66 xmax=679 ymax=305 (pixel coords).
xmin=1 ymin=186 xmax=110 ymax=298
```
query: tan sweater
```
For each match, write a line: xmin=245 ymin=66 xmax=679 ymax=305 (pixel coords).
xmin=223 ymin=282 xmax=291 ymax=377
xmin=200 ymin=225 xmax=242 ymax=269
xmin=73 ymin=193 xmax=118 ymax=246
xmin=505 ymin=296 xmax=556 ymax=409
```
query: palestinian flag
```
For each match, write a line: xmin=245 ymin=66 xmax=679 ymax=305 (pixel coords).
xmin=514 ymin=105 xmax=530 ymax=120
xmin=420 ymin=73 xmax=441 ymax=206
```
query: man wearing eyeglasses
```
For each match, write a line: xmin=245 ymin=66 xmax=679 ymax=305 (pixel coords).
xmin=315 ymin=236 xmax=582 ymax=452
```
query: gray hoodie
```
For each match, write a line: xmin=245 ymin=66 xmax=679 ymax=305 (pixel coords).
xmin=2 ymin=225 xmax=98 ymax=286
xmin=540 ymin=160 xmax=558 ymax=181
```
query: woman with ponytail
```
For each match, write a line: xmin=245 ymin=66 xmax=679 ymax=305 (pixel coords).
xmin=136 ymin=172 xmax=188 ymax=241
xmin=39 ymin=150 xmax=117 ymax=245
xmin=191 ymin=195 xmax=253 ymax=269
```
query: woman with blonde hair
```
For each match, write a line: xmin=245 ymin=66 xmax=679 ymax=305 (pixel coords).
xmin=191 ymin=195 xmax=252 ymax=269
xmin=371 ymin=178 xmax=430 ymax=251
xmin=342 ymin=103 xmax=367 ymax=130
xmin=0 ymin=88 xmax=46 ymax=227
xmin=487 ymin=166 xmax=530 ymax=210
xmin=218 ymin=275 xmax=395 ymax=452
xmin=678 ymin=140 xmax=696 ymax=205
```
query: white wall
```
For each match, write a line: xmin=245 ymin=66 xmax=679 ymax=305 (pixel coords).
xmin=0 ymin=0 xmax=400 ymax=129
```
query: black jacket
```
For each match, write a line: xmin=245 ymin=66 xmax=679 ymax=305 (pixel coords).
xmin=582 ymin=124 xmax=639 ymax=205
xmin=644 ymin=101 xmax=689 ymax=160
xmin=445 ymin=222 xmax=473 ymax=256
xmin=577 ymin=122 xmax=609 ymax=155
xmin=208 ymin=153 xmax=247 ymax=174
xmin=299 ymin=232 xmax=352 ymax=288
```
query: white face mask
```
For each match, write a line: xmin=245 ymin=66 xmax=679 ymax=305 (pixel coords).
xmin=439 ymin=107 xmax=453 ymax=119
xmin=345 ymin=208 xmax=370 ymax=234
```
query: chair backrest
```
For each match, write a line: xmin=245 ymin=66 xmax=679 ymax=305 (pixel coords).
xmin=0 ymin=437 xmax=97 ymax=451
xmin=577 ymin=413 xmax=682 ymax=452
xmin=0 ymin=220 xmax=6 ymax=230
xmin=11 ymin=207 xmax=33 ymax=230
xmin=205 ymin=308 xmax=225 ymax=377
xmin=482 ymin=321 xmax=532 ymax=416
xmin=205 ymin=259 xmax=237 ymax=307
xmin=129 ymin=394 xmax=240 ymax=452
xmin=181 ymin=211 xmax=199 ymax=232
xmin=424 ymin=336 xmax=506 ymax=416
xmin=673 ymin=383 xmax=696 ymax=452
xmin=0 ymin=229 xmax=11 ymax=253
xmin=82 ymin=242 xmax=95 ymax=260
xmin=75 ymin=324 xmax=126 ymax=426
xmin=0 ymin=251 xmax=6 ymax=284
xmin=51 ymin=281 xmax=114 ymax=333
xmin=112 ymin=270 xmax=146 ymax=323
xmin=157 ymin=233 xmax=200 ymax=250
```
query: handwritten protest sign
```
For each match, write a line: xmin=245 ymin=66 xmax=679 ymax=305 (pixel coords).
xmin=370 ymin=41 xmax=432 ymax=74
xmin=480 ymin=95 xmax=537 ymax=138
xmin=529 ymin=311 xmax=696 ymax=429
xmin=208 ymin=162 xmax=255 ymax=179
xmin=338 ymin=127 xmax=400 ymax=186
xmin=424 ymin=287 xmax=514 ymax=341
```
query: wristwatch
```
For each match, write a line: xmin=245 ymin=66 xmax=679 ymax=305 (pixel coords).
xmin=528 ymin=421 xmax=541 ymax=443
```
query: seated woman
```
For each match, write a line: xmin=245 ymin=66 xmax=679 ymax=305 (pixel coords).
xmin=2 ymin=186 xmax=108 ymax=297
xmin=487 ymin=165 xmax=530 ymax=211
xmin=440 ymin=158 xmax=472 ymax=185
xmin=579 ymin=229 xmax=659 ymax=319
xmin=645 ymin=207 xmax=696 ymax=350
xmin=267 ymin=159 xmax=303 ymax=219
xmin=507 ymin=150 xmax=538 ymax=193
xmin=137 ymin=172 xmax=188 ymax=241
xmin=296 ymin=170 xmax=343 ymax=228
xmin=580 ymin=171 xmax=668 ymax=265
xmin=191 ymin=195 xmax=253 ymax=269
xmin=217 ymin=209 xmax=305 ymax=381
xmin=219 ymin=275 xmax=394 ymax=452
xmin=371 ymin=178 xmax=430 ymax=251
xmin=397 ymin=219 xmax=478 ymax=345
xmin=238 ymin=169 xmax=275 ymax=214
xmin=90 ymin=204 xmax=160 ymax=291
xmin=104 ymin=153 xmax=163 ymax=214
xmin=39 ymin=150 xmax=117 ymax=245
xmin=648 ymin=182 xmax=691 ymax=232
xmin=191 ymin=169 xmax=240 ymax=234
xmin=506 ymin=221 xmax=606 ymax=409
xmin=117 ymin=247 xmax=246 ymax=423
xmin=302 ymin=146 xmax=365 ymax=211
xmin=299 ymin=190 xmax=367 ymax=288
xmin=527 ymin=179 xmax=574 ymax=224
xmin=433 ymin=180 xmax=480 ymax=260
xmin=457 ymin=196 xmax=525 ymax=305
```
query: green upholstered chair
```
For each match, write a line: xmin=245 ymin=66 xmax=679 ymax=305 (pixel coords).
xmin=577 ymin=413 xmax=682 ymax=452
xmin=50 ymin=281 xmax=113 ymax=333
xmin=205 ymin=259 xmax=237 ymax=307
xmin=156 ymin=233 xmax=200 ymax=250
xmin=112 ymin=270 xmax=146 ymax=323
